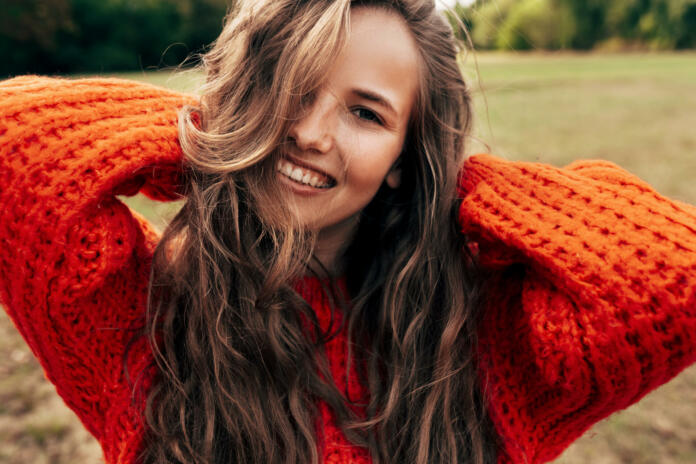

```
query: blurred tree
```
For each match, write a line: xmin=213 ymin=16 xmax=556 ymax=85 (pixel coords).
xmin=53 ymin=0 xmax=189 ymax=72
xmin=555 ymin=0 xmax=607 ymax=49
xmin=639 ymin=0 xmax=672 ymax=47
xmin=605 ymin=0 xmax=651 ymax=39
xmin=454 ymin=0 xmax=696 ymax=50
xmin=677 ymin=1 xmax=696 ymax=47
xmin=179 ymin=0 xmax=228 ymax=58
xmin=0 ymin=0 xmax=229 ymax=77
xmin=0 ymin=0 xmax=74 ymax=75
xmin=466 ymin=0 xmax=518 ymax=49
xmin=443 ymin=2 xmax=475 ymax=43
xmin=638 ymin=0 xmax=696 ymax=48
xmin=0 ymin=0 xmax=73 ymax=47
xmin=495 ymin=0 xmax=576 ymax=50
xmin=2 ymin=0 xmax=694 ymax=75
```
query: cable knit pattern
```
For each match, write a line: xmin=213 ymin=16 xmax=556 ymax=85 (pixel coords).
xmin=1 ymin=76 xmax=695 ymax=464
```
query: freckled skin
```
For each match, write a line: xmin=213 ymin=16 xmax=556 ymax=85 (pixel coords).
xmin=283 ymin=7 xmax=421 ymax=269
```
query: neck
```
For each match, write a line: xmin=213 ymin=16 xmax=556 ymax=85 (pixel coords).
xmin=311 ymin=216 xmax=359 ymax=276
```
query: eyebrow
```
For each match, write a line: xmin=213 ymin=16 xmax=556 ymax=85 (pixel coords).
xmin=350 ymin=88 xmax=398 ymax=118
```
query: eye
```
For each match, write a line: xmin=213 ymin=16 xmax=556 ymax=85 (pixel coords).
xmin=352 ymin=107 xmax=383 ymax=125
xmin=300 ymin=91 xmax=316 ymax=109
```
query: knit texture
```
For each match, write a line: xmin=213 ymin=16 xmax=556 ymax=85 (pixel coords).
xmin=1 ymin=76 xmax=695 ymax=464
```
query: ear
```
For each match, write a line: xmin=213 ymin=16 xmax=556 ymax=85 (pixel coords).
xmin=385 ymin=161 xmax=402 ymax=189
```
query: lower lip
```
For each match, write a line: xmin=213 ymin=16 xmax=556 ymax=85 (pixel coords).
xmin=277 ymin=170 xmax=334 ymax=196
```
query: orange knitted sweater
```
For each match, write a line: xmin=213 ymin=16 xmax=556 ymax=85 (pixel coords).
xmin=1 ymin=76 xmax=695 ymax=464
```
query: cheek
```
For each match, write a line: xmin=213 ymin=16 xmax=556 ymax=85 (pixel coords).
xmin=347 ymin=162 xmax=392 ymax=191
xmin=341 ymin=134 xmax=402 ymax=191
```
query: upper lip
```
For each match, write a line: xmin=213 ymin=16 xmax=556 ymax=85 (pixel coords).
xmin=282 ymin=154 xmax=337 ymax=183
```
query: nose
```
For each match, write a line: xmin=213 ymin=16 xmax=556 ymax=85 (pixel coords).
xmin=288 ymin=91 xmax=335 ymax=154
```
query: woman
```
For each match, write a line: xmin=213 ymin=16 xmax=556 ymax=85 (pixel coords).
xmin=1 ymin=0 xmax=695 ymax=463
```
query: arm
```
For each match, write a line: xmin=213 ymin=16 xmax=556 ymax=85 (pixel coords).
xmin=458 ymin=154 xmax=696 ymax=463
xmin=0 ymin=76 xmax=196 ymax=443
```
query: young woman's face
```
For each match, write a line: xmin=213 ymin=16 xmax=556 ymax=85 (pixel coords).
xmin=280 ymin=7 xmax=420 ymax=244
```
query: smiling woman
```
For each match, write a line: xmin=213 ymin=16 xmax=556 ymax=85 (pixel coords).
xmin=147 ymin=2 xmax=496 ymax=461
xmin=1 ymin=1 xmax=696 ymax=464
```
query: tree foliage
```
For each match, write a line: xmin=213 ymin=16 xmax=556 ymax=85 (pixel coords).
xmin=452 ymin=0 xmax=696 ymax=50
xmin=0 ymin=0 xmax=229 ymax=77
xmin=3 ymin=0 xmax=695 ymax=74
xmin=496 ymin=0 xmax=576 ymax=50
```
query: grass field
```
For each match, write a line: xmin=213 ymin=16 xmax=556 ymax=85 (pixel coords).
xmin=1 ymin=51 xmax=696 ymax=463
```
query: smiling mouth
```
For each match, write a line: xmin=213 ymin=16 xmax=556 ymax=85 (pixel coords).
xmin=276 ymin=158 xmax=336 ymax=189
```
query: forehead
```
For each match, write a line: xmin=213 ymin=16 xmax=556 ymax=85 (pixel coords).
xmin=328 ymin=7 xmax=421 ymax=119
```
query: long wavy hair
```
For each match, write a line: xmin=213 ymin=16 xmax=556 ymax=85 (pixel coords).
xmin=137 ymin=1 xmax=499 ymax=463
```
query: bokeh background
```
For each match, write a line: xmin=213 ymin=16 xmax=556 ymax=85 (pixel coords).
xmin=1 ymin=0 xmax=696 ymax=462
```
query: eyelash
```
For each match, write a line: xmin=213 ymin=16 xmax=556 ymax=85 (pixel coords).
xmin=352 ymin=107 xmax=383 ymax=125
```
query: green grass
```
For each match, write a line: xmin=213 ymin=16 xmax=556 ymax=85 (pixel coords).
xmin=463 ymin=51 xmax=696 ymax=83
xmin=75 ymin=68 xmax=204 ymax=94
xmin=2 ymin=51 xmax=696 ymax=463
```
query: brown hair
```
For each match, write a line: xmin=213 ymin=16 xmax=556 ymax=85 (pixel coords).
xmin=137 ymin=1 xmax=498 ymax=463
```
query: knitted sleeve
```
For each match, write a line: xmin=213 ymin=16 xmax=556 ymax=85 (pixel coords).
xmin=0 ymin=76 xmax=196 ymax=443
xmin=458 ymin=154 xmax=696 ymax=464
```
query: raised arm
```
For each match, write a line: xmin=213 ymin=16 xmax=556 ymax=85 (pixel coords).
xmin=458 ymin=154 xmax=696 ymax=463
xmin=0 ymin=76 xmax=196 ymax=446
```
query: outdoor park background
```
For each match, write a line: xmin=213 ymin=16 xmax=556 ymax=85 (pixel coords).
xmin=2 ymin=0 xmax=696 ymax=463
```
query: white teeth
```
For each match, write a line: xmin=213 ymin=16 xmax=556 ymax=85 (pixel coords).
xmin=276 ymin=159 xmax=331 ymax=189
xmin=290 ymin=167 xmax=304 ymax=182
xmin=282 ymin=162 xmax=293 ymax=176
